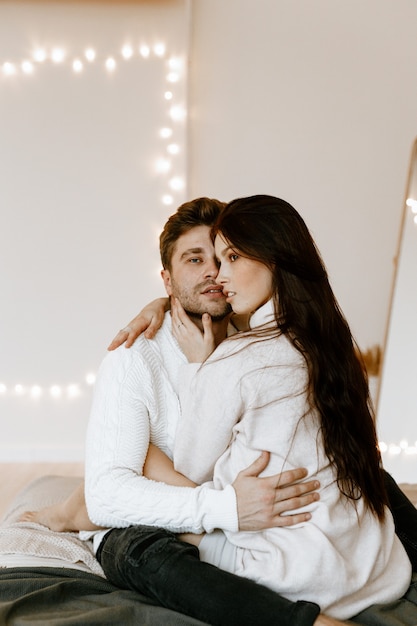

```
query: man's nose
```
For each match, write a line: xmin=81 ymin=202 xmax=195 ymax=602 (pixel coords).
xmin=204 ymin=261 xmax=219 ymax=278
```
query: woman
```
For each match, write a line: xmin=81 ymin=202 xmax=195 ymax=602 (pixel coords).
xmin=169 ymin=194 xmax=411 ymax=620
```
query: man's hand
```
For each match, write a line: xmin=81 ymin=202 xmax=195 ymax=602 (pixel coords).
xmin=233 ymin=452 xmax=320 ymax=531
xmin=107 ymin=298 xmax=169 ymax=350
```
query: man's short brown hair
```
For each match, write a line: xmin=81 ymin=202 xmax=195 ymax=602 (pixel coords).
xmin=159 ymin=197 xmax=226 ymax=270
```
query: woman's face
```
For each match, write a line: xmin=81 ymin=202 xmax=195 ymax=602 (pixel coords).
xmin=214 ymin=233 xmax=274 ymax=316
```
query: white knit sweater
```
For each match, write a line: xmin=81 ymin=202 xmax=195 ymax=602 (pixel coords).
xmin=174 ymin=301 xmax=411 ymax=619
xmin=84 ymin=313 xmax=238 ymax=534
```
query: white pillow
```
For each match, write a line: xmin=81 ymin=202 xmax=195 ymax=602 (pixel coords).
xmin=0 ymin=475 xmax=104 ymax=576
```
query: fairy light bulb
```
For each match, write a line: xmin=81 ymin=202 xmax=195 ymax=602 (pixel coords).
xmin=33 ymin=48 xmax=47 ymax=63
xmin=121 ymin=45 xmax=134 ymax=60
xmin=167 ymin=143 xmax=179 ymax=155
xmin=159 ymin=127 xmax=173 ymax=139
xmin=167 ymin=72 xmax=180 ymax=83
xmin=31 ymin=385 xmax=42 ymax=398
xmin=154 ymin=43 xmax=166 ymax=57
xmin=169 ymin=105 xmax=186 ymax=121
xmin=72 ymin=59 xmax=83 ymax=73
xmin=162 ymin=194 xmax=173 ymax=205
xmin=86 ymin=373 xmax=96 ymax=386
xmin=21 ymin=61 xmax=34 ymax=74
xmin=155 ymin=158 xmax=171 ymax=174
xmin=51 ymin=48 xmax=65 ymax=63
xmin=85 ymin=48 xmax=96 ymax=62
xmin=50 ymin=385 xmax=62 ymax=398
xmin=2 ymin=62 xmax=16 ymax=76
xmin=105 ymin=57 xmax=116 ymax=72
xmin=139 ymin=45 xmax=150 ymax=58
xmin=67 ymin=384 xmax=80 ymax=398
xmin=169 ymin=176 xmax=184 ymax=191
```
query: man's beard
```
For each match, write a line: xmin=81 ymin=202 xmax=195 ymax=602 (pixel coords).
xmin=184 ymin=306 xmax=232 ymax=323
xmin=171 ymin=279 xmax=232 ymax=322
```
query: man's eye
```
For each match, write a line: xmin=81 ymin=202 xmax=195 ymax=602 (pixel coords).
xmin=189 ymin=258 xmax=202 ymax=263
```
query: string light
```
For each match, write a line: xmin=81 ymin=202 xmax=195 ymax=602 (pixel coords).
xmin=139 ymin=44 xmax=150 ymax=58
xmin=153 ymin=43 xmax=166 ymax=57
xmin=51 ymin=48 xmax=65 ymax=63
xmin=0 ymin=373 xmax=97 ymax=401
xmin=121 ymin=44 xmax=134 ymax=60
xmin=85 ymin=48 xmax=96 ymax=62
xmin=379 ymin=440 xmax=417 ymax=456
xmin=1 ymin=39 xmax=187 ymax=398
xmin=72 ymin=59 xmax=83 ymax=73
xmin=21 ymin=61 xmax=34 ymax=74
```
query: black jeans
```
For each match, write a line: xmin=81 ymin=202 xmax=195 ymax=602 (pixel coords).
xmin=96 ymin=470 xmax=416 ymax=626
xmin=384 ymin=471 xmax=417 ymax=570
xmin=97 ymin=525 xmax=320 ymax=626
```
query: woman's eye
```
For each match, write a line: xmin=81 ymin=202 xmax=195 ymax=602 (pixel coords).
xmin=189 ymin=258 xmax=201 ymax=263
xmin=230 ymin=254 xmax=239 ymax=262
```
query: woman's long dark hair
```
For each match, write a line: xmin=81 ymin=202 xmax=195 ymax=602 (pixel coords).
xmin=214 ymin=195 xmax=387 ymax=520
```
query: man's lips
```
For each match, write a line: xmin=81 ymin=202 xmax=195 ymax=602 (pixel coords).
xmin=201 ymin=286 xmax=225 ymax=298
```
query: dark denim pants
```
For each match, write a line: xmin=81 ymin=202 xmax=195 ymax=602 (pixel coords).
xmin=96 ymin=524 xmax=320 ymax=626
xmin=384 ymin=471 xmax=417 ymax=570
xmin=96 ymin=470 xmax=417 ymax=626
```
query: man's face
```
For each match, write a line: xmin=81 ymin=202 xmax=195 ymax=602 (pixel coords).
xmin=161 ymin=225 xmax=231 ymax=321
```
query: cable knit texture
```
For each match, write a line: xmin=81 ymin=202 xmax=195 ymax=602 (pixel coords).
xmin=174 ymin=300 xmax=412 ymax=619
xmin=85 ymin=313 xmax=238 ymax=535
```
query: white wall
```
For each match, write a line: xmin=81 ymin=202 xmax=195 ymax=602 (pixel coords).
xmin=2 ymin=0 xmax=417 ymax=461
xmin=0 ymin=1 xmax=189 ymax=460
xmin=188 ymin=0 xmax=417 ymax=351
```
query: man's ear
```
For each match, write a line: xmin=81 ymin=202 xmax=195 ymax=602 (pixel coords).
xmin=161 ymin=269 xmax=173 ymax=296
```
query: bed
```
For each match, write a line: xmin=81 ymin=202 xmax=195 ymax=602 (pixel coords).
xmin=1 ymin=474 xmax=417 ymax=625
xmin=0 ymin=474 xmax=208 ymax=625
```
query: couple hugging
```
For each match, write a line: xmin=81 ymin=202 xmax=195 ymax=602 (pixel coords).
xmin=23 ymin=195 xmax=417 ymax=626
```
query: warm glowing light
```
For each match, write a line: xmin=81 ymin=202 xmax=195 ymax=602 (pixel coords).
xmin=33 ymin=48 xmax=47 ymax=63
xmin=50 ymin=385 xmax=62 ymax=398
xmin=86 ymin=373 xmax=96 ymax=385
xmin=154 ymin=43 xmax=166 ymax=57
xmin=160 ymin=127 xmax=173 ymax=139
xmin=0 ymin=384 xmax=6 ymax=394
xmin=169 ymin=105 xmax=186 ymax=121
xmin=15 ymin=384 xmax=24 ymax=395
xmin=72 ymin=59 xmax=83 ymax=73
xmin=105 ymin=57 xmax=116 ymax=72
xmin=168 ymin=57 xmax=182 ymax=71
xmin=2 ymin=62 xmax=16 ymax=76
xmin=121 ymin=45 xmax=134 ymax=60
xmin=167 ymin=72 xmax=180 ymax=83
xmin=31 ymin=385 xmax=43 ymax=398
xmin=155 ymin=158 xmax=171 ymax=174
xmin=164 ymin=91 xmax=173 ymax=100
xmin=21 ymin=61 xmax=34 ymax=74
xmin=67 ymin=384 xmax=81 ymax=398
xmin=85 ymin=48 xmax=96 ymax=62
xmin=139 ymin=45 xmax=150 ymax=58
xmin=169 ymin=176 xmax=185 ymax=191
xmin=167 ymin=143 xmax=180 ymax=155
xmin=51 ymin=48 xmax=65 ymax=63
xmin=162 ymin=194 xmax=174 ymax=205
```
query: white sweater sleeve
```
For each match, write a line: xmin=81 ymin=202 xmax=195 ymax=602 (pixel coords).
xmin=85 ymin=346 xmax=238 ymax=534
